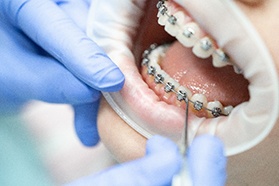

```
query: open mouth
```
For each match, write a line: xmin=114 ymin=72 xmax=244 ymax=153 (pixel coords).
xmin=87 ymin=0 xmax=279 ymax=155
xmin=140 ymin=1 xmax=249 ymax=119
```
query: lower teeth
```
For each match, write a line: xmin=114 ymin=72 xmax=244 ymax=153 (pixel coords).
xmin=141 ymin=44 xmax=233 ymax=118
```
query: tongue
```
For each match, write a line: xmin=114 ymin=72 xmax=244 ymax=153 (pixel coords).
xmin=160 ymin=41 xmax=249 ymax=106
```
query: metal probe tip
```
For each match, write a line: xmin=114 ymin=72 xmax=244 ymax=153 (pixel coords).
xmin=182 ymin=97 xmax=189 ymax=156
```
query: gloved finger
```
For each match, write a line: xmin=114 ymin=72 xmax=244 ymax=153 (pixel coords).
xmin=2 ymin=0 xmax=124 ymax=92
xmin=87 ymin=0 xmax=147 ymax=59
xmin=188 ymin=135 xmax=227 ymax=186
xmin=73 ymin=101 xmax=100 ymax=146
xmin=66 ymin=135 xmax=182 ymax=186
xmin=53 ymin=0 xmax=89 ymax=30
xmin=0 ymin=32 xmax=101 ymax=104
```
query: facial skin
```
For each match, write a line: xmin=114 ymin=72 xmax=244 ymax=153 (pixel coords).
xmin=97 ymin=0 xmax=279 ymax=184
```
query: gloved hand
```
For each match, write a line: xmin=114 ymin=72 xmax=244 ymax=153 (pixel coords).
xmin=189 ymin=135 xmax=227 ymax=186
xmin=67 ymin=135 xmax=227 ymax=186
xmin=0 ymin=0 xmax=124 ymax=146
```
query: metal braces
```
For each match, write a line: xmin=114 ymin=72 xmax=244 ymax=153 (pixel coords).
xmin=156 ymin=0 xmax=232 ymax=65
xmin=156 ymin=0 xmax=212 ymax=51
xmin=142 ymin=44 xmax=230 ymax=117
xmin=215 ymin=49 xmax=230 ymax=63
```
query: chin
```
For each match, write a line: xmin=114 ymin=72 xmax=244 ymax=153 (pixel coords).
xmin=97 ymin=98 xmax=147 ymax=162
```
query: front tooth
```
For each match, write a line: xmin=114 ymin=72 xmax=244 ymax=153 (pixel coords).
xmin=147 ymin=63 xmax=160 ymax=76
xmin=157 ymin=5 xmax=169 ymax=26
xmin=164 ymin=77 xmax=179 ymax=93
xmin=191 ymin=94 xmax=208 ymax=111
xmin=193 ymin=37 xmax=215 ymax=59
xmin=176 ymin=22 xmax=200 ymax=47
xmin=153 ymin=63 xmax=161 ymax=71
xmin=223 ymin=105 xmax=233 ymax=115
xmin=176 ymin=85 xmax=193 ymax=101
xmin=154 ymin=69 xmax=168 ymax=92
xmin=164 ymin=82 xmax=175 ymax=93
xmin=154 ymin=73 xmax=164 ymax=84
xmin=155 ymin=70 xmax=170 ymax=90
xmin=233 ymin=65 xmax=243 ymax=74
xmin=168 ymin=78 xmax=180 ymax=90
xmin=141 ymin=57 xmax=149 ymax=66
xmin=207 ymin=101 xmax=223 ymax=117
xmin=164 ymin=11 xmax=184 ymax=37
xmin=173 ymin=11 xmax=186 ymax=23
xmin=148 ymin=54 xmax=159 ymax=67
xmin=212 ymin=49 xmax=231 ymax=68
xmin=161 ymin=70 xmax=170 ymax=82
xmin=164 ymin=16 xmax=179 ymax=36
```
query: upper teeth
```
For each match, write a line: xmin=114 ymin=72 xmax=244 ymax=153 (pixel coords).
xmin=177 ymin=22 xmax=200 ymax=47
xmin=212 ymin=49 xmax=231 ymax=68
xmin=193 ymin=37 xmax=214 ymax=59
xmin=156 ymin=0 xmax=240 ymax=71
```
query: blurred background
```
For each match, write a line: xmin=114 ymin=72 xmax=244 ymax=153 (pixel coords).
xmin=0 ymin=101 xmax=117 ymax=185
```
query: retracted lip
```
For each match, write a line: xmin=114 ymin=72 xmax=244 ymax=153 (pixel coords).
xmin=87 ymin=0 xmax=279 ymax=156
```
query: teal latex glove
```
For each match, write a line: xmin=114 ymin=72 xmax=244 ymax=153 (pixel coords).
xmin=0 ymin=0 xmax=124 ymax=146
xmin=67 ymin=135 xmax=227 ymax=186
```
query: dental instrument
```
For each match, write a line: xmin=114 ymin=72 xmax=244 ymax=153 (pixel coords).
xmin=171 ymin=96 xmax=192 ymax=186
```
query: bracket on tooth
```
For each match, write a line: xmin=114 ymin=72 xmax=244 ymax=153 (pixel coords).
xmin=156 ymin=0 xmax=164 ymax=9
xmin=193 ymin=101 xmax=203 ymax=111
xmin=164 ymin=82 xmax=175 ymax=93
xmin=157 ymin=0 xmax=168 ymax=8
xmin=211 ymin=107 xmax=222 ymax=117
xmin=183 ymin=27 xmax=195 ymax=38
xmin=177 ymin=90 xmax=187 ymax=101
xmin=159 ymin=5 xmax=168 ymax=15
xmin=168 ymin=15 xmax=177 ymax=25
xmin=149 ymin=43 xmax=158 ymax=50
xmin=157 ymin=0 xmax=170 ymax=17
xmin=200 ymin=39 xmax=212 ymax=51
xmin=142 ymin=50 xmax=151 ymax=59
xmin=233 ymin=65 xmax=243 ymax=74
xmin=142 ymin=58 xmax=150 ymax=66
xmin=142 ymin=44 xmax=157 ymax=59
xmin=155 ymin=74 xmax=164 ymax=84
xmin=216 ymin=50 xmax=230 ymax=63
xmin=148 ymin=66 xmax=156 ymax=75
